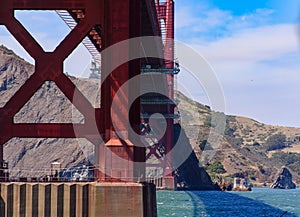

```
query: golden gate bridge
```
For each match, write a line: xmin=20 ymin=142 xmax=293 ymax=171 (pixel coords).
xmin=0 ymin=0 xmax=178 ymax=188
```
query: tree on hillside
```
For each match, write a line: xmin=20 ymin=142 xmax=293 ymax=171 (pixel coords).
xmin=207 ymin=161 xmax=226 ymax=174
xmin=265 ymin=133 xmax=287 ymax=151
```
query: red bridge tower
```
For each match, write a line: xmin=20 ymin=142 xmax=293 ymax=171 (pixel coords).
xmin=0 ymin=0 xmax=178 ymax=190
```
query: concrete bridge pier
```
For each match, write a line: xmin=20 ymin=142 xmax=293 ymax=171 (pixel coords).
xmin=0 ymin=182 xmax=157 ymax=217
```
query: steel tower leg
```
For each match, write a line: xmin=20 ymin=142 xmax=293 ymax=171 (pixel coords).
xmin=94 ymin=0 xmax=145 ymax=182
xmin=162 ymin=0 xmax=176 ymax=190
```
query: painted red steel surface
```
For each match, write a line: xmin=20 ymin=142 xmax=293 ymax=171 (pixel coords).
xmin=0 ymin=0 xmax=175 ymax=184
xmin=97 ymin=0 xmax=143 ymax=182
xmin=0 ymin=0 xmax=104 ymax=180
xmin=163 ymin=0 xmax=175 ymax=180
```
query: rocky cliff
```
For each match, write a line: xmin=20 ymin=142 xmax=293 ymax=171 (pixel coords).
xmin=270 ymin=167 xmax=296 ymax=189
xmin=175 ymin=90 xmax=300 ymax=186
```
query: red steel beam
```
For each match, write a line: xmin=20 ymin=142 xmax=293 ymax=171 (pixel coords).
xmin=163 ymin=0 xmax=175 ymax=185
xmin=0 ymin=0 xmax=104 ymax=181
xmin=10 ymin=0 xmax=87 ymax=10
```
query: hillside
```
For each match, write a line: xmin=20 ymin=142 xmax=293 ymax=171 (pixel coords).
xmin=175 ymin=91 xmax=300 ymax=186
xmin=1 ymin=45 xmax=300 ymax=186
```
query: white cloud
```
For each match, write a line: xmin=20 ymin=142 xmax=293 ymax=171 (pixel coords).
xmin=176 ymin=4 xmax=231 ymax=35
xmin=175 ymin=20 xmax=300 ymax=127
xmin=194 ymin=24 xmax=299 ymax=64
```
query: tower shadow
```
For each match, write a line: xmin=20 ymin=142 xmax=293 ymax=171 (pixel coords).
xmin=157 ymin=190 xmax=298 ymax=217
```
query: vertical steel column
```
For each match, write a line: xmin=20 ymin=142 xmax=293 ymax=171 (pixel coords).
xmin=96 ymin=0 xmax=143 ymax=182
xmin=163 ymin=0 xmax=176 ymax=189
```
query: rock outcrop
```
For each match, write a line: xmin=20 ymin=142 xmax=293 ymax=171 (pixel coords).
xmin=270 ymin=167 xmax=296 ymax=189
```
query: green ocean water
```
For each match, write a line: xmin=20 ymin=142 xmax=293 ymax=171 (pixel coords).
xmin=157 ymin=188 xmax=300 ymax=217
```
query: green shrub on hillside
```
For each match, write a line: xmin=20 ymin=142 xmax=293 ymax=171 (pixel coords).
xmin=207 ymin=161 xmax=226 ymax=174
xmin=204 ymin=115 xmax=212 ymax=127
xmin=225 ymin=125 xmax=236 ymax=137
xmin=253 ymin=141 xmax=260 ymax=147
xmin=227 ymin=137 xmax=244 ymax=146
xmin=265 ymin=133 xmax=287 ymax=151
xmin=258 ymin=134 xmax=267 ymax=141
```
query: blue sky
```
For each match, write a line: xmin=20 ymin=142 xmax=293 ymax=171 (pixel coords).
xmin=175 ymin=0 xmax=300 ymax=127
xmin=0 ymin=10 xmax=92 ymax=76
xmin=0 ymin=1 xmax=300 ymax=127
